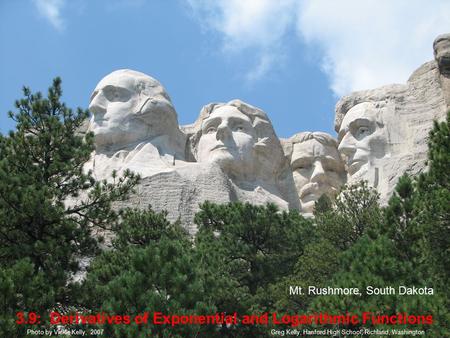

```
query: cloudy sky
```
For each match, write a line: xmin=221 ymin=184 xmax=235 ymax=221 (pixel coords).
xmin=1 ymin=0 xmax=449 ymax=137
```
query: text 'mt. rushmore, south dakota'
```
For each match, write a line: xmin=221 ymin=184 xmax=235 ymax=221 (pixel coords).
xmin=84 ymin=33 xmax=450 ymax=234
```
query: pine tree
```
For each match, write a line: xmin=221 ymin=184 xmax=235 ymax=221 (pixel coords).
xmin=81 ymin=207 xmax=217 ymax=337
xmin=314 ymin=194 xmax=332 ymax=213
xmin=271 ymin=182 xmax=382 ymax=314
xmin=415 ymin=112 xmax=450 ymax=285
xmin=194 ymin=202 xmax=313 ymax=336
xmin=413 ymin=112 xmax=450 ymax=331
xmin=309 ymin=113 xmax=450 ymax=336
xmin=0 ymin=78 xmax=139 ymax=336
xmin=314 ymin=181 xmax=382 ymax=251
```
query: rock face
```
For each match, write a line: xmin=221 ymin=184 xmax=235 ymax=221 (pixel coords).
xmin=86 ymin=69 xmax=187 ymax=180
xmin=188 ymin=99 xmax=296 ymax=209
xmin=281 ymin=132 xmax=346 ymax=216
xmin=86 ymin=72 xmax=296 ymax=232
xmin=434 ymin=33 xmax=450 ymax=111
xmin=85 ymin=34 xmax=450 ymax=231
xmin=113 ymin=162 xmax=233 ymax=234
xmin=334 ymin=34 xmax=449 ymax=203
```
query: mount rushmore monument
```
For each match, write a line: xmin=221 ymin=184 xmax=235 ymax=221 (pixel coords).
xmin=85 ymin=33 xmax=450 ymax=233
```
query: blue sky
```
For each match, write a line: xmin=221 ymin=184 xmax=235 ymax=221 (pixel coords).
xmin=1 ymin=0 xmax=449 ymax=138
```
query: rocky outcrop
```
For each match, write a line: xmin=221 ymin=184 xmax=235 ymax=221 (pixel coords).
xmin=84 ymin=33 xmax=450 ymax=230
xmin=334 ymin=34 xmax=449 ymax=203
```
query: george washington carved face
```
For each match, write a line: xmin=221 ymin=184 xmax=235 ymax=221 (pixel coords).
xmin=89 ymin=69 xmax=178 ymax=149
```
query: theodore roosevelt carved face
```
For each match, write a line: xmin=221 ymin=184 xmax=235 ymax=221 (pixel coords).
xmin=288 ymin=132 xmax=345 ymax=214
xmin=89 ymin=69 xmax=178 ymax=150
xmin=337 ymin=102 xmax=387 ymax=178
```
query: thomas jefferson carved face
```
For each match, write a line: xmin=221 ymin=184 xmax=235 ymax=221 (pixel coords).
xmin=89 ymin=70 xmax=177 ymax=149
xmin=338 ymin=102 xmax=387 ymax=178
xmin=291 ymin=136 xmax=345 ymax=214
xmin=197 ymin=105 xmax=257 ymax=175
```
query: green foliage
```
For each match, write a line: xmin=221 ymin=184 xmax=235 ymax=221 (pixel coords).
xmin=1 ymin=78 xmax=449 ymax=337
xmin=81 ymin=112 xmax=450 ymax=336
xmin=382 ymin=175 xmax=418 ymax=261
xmin=271 ymin=182 xmax=382 ymax=314
xmin=314 ymin=181 xmax=382 ymax=250
xmin=314 ymin=194 xmax=332 ymax=214
xmin=194 ymin=202 xmax=313 ymax=336
xmin=309 ymin=233 xmax=448 ymax=334
xmin=195 ymin=202 xmax=312 ymax=300
xmin=0 ymin=78 xmax=138 ymax=335
xmin=309 ymin=112 xmax=450 ymax=336
xmin=415 ymin=112 xmax=450 ymax=284
xmin=271 ymin=238 xmax=339 ymax=314
xmin=424 ymin=111 xmax=450 ymax=189
xmin=0 ymin=259 xmax=53 ymax=336
xmin=82 ymin=207 xmax=216 ymax=337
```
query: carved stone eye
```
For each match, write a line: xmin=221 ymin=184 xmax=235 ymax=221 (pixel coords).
xmin=206 ymin=127 xmax=216 ymax=134
xmin=103 ymin=86 xmax=132 ymax=102
xmin=356 ymin=126 xmax=370 ymax=137
xmin=294 ymin=164 xmax=311 ymax=171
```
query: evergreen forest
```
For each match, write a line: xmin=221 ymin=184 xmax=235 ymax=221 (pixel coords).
xmin=1 ymin=80 xmax=448 ymax=337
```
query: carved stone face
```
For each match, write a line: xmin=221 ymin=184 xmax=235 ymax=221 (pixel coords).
xmin=291 ymin=139 xmax=344 ymax=214
xmin=197 ymin=105 xmax=256 ymax=175
xmin=338 ymin=102 xmax=387 ymax=178
xmin=89 ymin=70 xmax=173 ymax=149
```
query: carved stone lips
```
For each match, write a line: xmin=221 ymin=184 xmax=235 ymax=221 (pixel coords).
xmin=299 ymin=182 xmax=334 ymax=199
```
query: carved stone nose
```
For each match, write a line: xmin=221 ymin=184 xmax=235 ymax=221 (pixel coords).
xmin=89 ymin=92 xmax=107 ymax=115
xmin=338 ymin=135 xmax=356 ymax=156
xmin=216 ymin=123 xmax=231 ymax=141
xmin=310 ymin=161 xmax=326 ymax=182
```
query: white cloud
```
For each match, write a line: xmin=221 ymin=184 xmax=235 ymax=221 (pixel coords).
xmin=245 ymin=53 xmax=277 ymax=83
xmin=186 ymin=0 xmax=450 ymax=96
xmin=187 ymin=0 xmax=296 ymax=82
xmin=297 ymin=0 xmax=450 ymax=96
xmin=33 ymin=0 xmax=66 ymax=31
